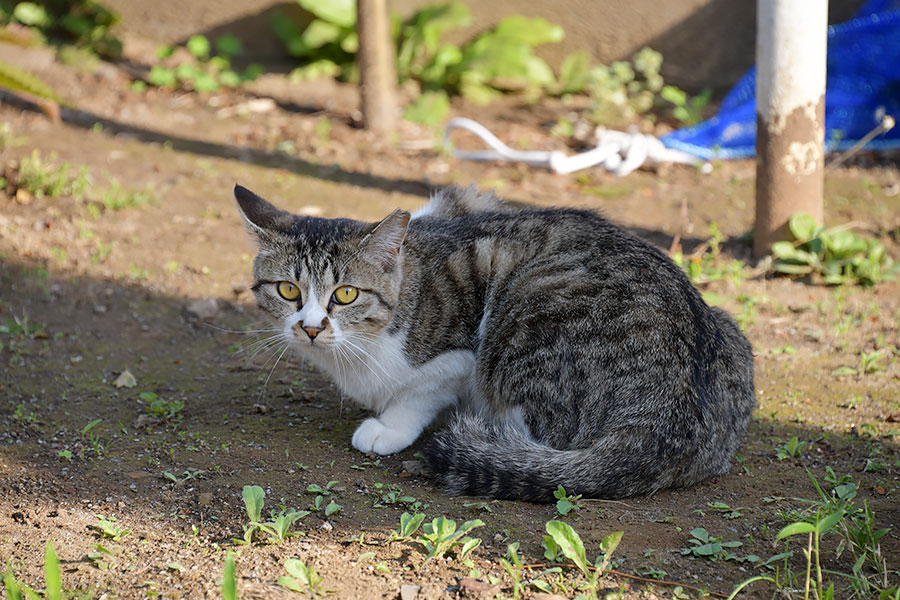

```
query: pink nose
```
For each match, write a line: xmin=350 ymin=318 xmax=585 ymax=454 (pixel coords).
xmin=302 ymin=324 xmax=324 ymax=339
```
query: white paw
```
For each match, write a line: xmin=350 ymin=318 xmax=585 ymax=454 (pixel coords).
xmin=351 ymin=418 xmax=417 ymax=455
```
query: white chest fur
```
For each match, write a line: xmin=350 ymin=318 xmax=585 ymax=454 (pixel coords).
xmin=303 ymin=331 xmax=474 ymax=415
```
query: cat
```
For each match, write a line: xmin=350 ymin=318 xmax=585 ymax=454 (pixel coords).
xmin=234 ymin=183 xmax=756 ymax=501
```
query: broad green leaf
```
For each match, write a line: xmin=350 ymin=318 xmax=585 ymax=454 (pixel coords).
xmin=302 ymin=19 xmax=343 ymax=50
xmin=773 ymin=262 xmax=814 ymax=275
xmin=493 ymin=16 xmax=564 ymax=46
xmin=324 ymin=501 xmax=341 ymax=516
xmin=556 ymin=50 xmax=593 ymax=94
xmin=815 ymin=510 xmax=844 ymax=535
xmin=148 ymin=65 xmax=176 ymax=87
xmin=44 ymin=544 xmax=61 ymax=600
xmin=277 ymin=575 xmax=303 ymax=592
xmin=689 ymin=527 xmax=709 ymax=542
xmin=775 ymin=521 xmax=816 ymax=540
xmin=215 ymin=34 xmax=243 ymax=57
xmin=187 ymin=35 xmax=210 ymax=59
xmin=242 ymin=485 xmax=265 ymax=522
xmin=545 ymin=520 xmax=589 ymax=576
xmin=693 ymin=541 xmax=722 ymax=555
xmin=831 ymin=366 xmax=858 ymax=377
xmin=299 ymin=0 xmax=356 ymax=28
xmin=459 ymin=537 xmax=481 ymax=559
xmin=403 ymin=90 xmax=449 ymax=126
xmin=788 ymin=213 xmax=819 ymax=242
xmin=660 ymin=85 xmax=686 ymax=106
xmin=0 ymin=59 xmax=64 ymax=104
xmin=13 ymin=3 xmax=49 ymax=27
xmin=542 ymin=534 xmax=559 ymax=560
xmin=284 ymin=558 xmax=310 ymax=584
xmin=357 ymin=551 xmax=376 ymax=563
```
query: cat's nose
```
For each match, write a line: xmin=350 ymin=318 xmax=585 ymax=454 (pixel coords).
xmin=301 ymin=321 xmax=325 ymax=340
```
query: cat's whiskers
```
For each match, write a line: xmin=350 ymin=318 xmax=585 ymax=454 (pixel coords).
xmin=257 ymin=343 xmax=289 ymax=403
xmin=340 ymin=334 xmax=399 ymax=389
xmin=238 ymin=333 xmax=289 ymax=364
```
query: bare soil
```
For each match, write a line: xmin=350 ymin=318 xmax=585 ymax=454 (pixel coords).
xmin=1 ymin=33 xmax=899 ymax=600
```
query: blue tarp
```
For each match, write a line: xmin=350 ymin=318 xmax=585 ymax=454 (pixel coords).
xmin=661 ymin=0 xmax=900 ymax=159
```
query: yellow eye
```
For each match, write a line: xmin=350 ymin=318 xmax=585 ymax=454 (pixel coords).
xmin=276 ymin=281 xmax=300 ymax=301
xmin=332 ymin=286 xmax=358 ymax=305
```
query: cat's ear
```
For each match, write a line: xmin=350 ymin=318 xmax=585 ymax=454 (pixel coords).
xmin=359 ymin=209 xmax=410 ymax=272
xmin=234 ymin=184 xmax=294 ymax=242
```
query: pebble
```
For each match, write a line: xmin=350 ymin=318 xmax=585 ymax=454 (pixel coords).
xmin=186 ymin=298 xmax=219 ymax=320
xmin=399 ymin=584 xmax=420 ymax=600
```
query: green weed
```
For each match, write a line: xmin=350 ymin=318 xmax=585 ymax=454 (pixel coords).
xmin=277 ymin=558 xmax=325 ymax=596
xmin=680 ymin=527 xmax=742 ymax=560
xmin=3 ymin=543 xmax=64 ymax=600
xmin=15 ymin=150 xmax=89 ymax=199
xmin=776 ymin=436 xmax=809 ymax=460
xmin=772 ymin=213 xmax=900 ymax=286
xmin=235 ymin=485 xmax=310 ymax=544
xmin=388 ymin=511 xmax=425 ymax=542
xmin=416 ymin=516 xmax=484 ymax=561
xmin=553 ymin=484 xmax=583 ymax=516
xmin=544 ymin=520 xmax=623 ymax=599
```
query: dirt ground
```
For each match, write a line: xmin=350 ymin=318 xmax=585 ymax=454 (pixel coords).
xmin=1 ymin=28 xmax=899 ymax=600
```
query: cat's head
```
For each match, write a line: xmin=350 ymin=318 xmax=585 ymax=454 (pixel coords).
xmin=234 ymin=185 xmax=410 ymax=351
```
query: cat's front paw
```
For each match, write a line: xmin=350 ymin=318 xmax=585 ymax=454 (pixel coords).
xmin=352 ymin=418 xmax=417 ymax=455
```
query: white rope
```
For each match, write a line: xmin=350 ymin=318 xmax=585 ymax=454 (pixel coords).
xmin=443 ymin=117 xmax=708 ymax=176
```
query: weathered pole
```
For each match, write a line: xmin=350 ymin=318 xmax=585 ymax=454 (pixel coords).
xmin=754 ymin=0 xmax=828 ymax=258
xmin=356 ymin=0 xmax=397 ymax=133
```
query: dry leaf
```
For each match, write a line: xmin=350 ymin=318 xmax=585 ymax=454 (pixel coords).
xmin=114 ymin=368 xmax=137 ymax=388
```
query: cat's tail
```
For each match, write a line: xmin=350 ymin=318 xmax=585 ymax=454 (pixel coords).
xmin=423 ymin=413 xmax=698 ymax=502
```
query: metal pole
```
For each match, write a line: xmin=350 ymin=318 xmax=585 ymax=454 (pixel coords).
xmin=754 ymin=0 xmax=828 ymax=258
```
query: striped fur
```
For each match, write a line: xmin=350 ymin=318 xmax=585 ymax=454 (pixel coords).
xmin=235 ymin=184 xmax=755 ymax=501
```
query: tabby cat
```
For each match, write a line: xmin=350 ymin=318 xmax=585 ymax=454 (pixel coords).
xmin=235 ymin=184 xmax=755 ymax=501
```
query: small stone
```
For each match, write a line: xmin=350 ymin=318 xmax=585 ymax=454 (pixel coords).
xmin=399 ymin=584 xmax=420 ymax=600
xmin=186 ymin=298 xmax=218 ymax=320
xmin=319 ymin=521 xmax=333 ymax=531
xmin=457 ymin=577 xmax=499 ymax=599
xmin=15 ymin=188 xmax=31 ymax=204
xmin=402 ymin=460 xmax=424 ymax=477
xmin=532 ymin=594 xmax=567 ymax=600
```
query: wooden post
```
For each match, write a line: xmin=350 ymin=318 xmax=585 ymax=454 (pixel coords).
xmin=357 ymin=0 xmax=397 ymax=133
xmin=754 ymin=0 xmax=828 ymax=258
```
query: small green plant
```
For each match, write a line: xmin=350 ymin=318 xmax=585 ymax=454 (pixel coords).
xmin=832 ymin=350 xmax=888 ymax=377
xmin=278 ymin=558 xmax=325 ymax=596
xmin=235 ymin=485 xmax=309 ymax=544
xmin=96 ymin=180 xmax=156 ymax=210
xmin=660 ymin=85 xmax=712 ymax=126
xmin=1 ymin=0 xmax=122 ymax=57
xmin=498 ymin=542 xmax=525 ymax=599
xmin=15 ymin=150 xmax=90 ymax=199
xmin=371 ymin=482 xmax=416 ymax=507
xmin=416 ymin=516 xmax=483 ymax=561
xmin=680 ymin=527 xmax=742 ymax=560
xmin=705 ymin=501 xmax=743 ymax=520
xmin=772 ymin=213 xmax=900 ymax=286
xmin=776 ymin=436 xmax=809 ymax=460
xmin=544 ymin=520 xmax=623 ymax=599
xmin=3 ymin=543 xmax=63 ymax=600
xmin=148 ymin=34 xmax=260 ymax=92
xmin=553 ymin=484 xmax=583 ymax=516
xmin=93 ymin=515 xmax=130 ymax=541
xmin=141 ymin=392 xmax=184 ymax=420
xmin=388 ymin=511 xmax=426 ymax=542
xmin=671 ymin=223 xmax=746 ymax=285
